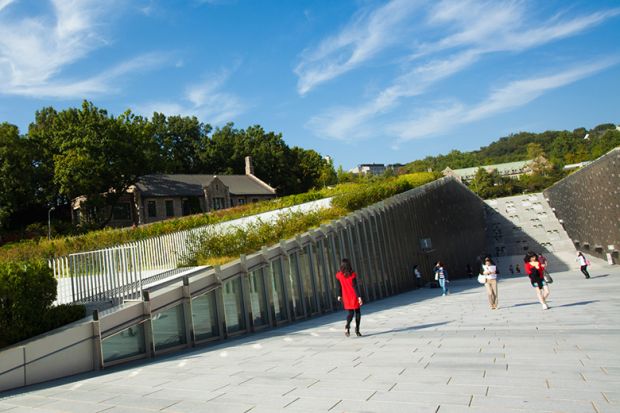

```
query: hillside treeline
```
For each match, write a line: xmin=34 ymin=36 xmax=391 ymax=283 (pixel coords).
xmin=0 ymin=101 xmax=336 ymax=235
xmin=402 ymin=124 xmax=620 ymax=173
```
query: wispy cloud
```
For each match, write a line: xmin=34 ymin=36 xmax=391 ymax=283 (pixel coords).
xmin=0 ymin=0 xmax=14 ymax=12
xmin=0 ymin=0 xmax=169 ymax=98
xmin=134 ymin=69 xmax=246 ymax=124
xmin=294 ymin=0 xmax=422 ymax=95
xmin=305 ymin=0 xmax=620 ymax=143
xmin=7 ymin=53 xmax=171 ymax=98
xmin=389 ymin=59 xmax=618 ymax=144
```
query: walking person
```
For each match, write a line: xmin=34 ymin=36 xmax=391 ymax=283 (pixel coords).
xmin=524 ymin=251 xmax=550 ymax=310
xmin=336 ymin=258 xmax=363 ymax=337
xmin=413 ymin=265 xmax=422 ymax=288
xmin=576 ymin=251 xmax=590 ymax=279
xmin=435 ymin=261 xmax=449 ymax=296
xmin=481 ymin=257 xmax=499 ymax=309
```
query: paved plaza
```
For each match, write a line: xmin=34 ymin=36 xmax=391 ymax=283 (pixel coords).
xmin=1 ymin=261 xmax=619 ymax=413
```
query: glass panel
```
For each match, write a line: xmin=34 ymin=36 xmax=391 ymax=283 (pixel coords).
xmin=248 ymin=268 xmax=268 ymax=327
xmin=288 ymin=253 xmax=304 ymax=317
xmin=270 ymin=258 xmax=287 ymax=322
xmin=152 ymin=304 xmax=187 ymax=352
xmin=192 ymin=290 xmax=219 ymax=341
xmin=147 ymin=201 xmax=157 ymax=217
xmin=102 ymin=323 xmax=146 ymax=363
xmin=223 ymin=277 xmax=246 ymax=333
xmin=165 ymin=200 xmax=174 ymax=217
xmin=300 ymin=245 xmax=318 ymax=314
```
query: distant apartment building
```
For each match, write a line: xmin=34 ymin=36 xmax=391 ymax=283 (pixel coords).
xmin=349 ymin=163 xmax=405 ymax=176
xmin=442 ymin=160 xmax=532 ymax=182
xmin=349 ymin=163 xmax=386 ymax=175
xmin=72 ymin=157 xmax=276 ymax=227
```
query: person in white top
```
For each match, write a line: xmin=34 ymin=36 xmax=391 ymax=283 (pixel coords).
xmin=576 ymin=251 xmax=590 ymax=279
xmin=481 ymin=256 xmax=498 ymax=309
xmin=413 ymin=265 xmax=422 ymax=288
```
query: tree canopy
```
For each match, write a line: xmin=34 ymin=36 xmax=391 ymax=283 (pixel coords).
xmin=0 ymin=101 xmax=335 ymax=235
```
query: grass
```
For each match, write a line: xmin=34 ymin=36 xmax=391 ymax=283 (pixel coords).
xmin=0 ymin=173 xmax=437 ymax=263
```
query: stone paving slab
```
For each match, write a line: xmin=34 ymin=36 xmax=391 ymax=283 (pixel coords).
xmin=1 ymin=262 xmax=619 ymax=412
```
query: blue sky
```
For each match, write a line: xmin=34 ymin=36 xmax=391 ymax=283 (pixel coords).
xmin=0 ymin=0 xmax=619 ymax=170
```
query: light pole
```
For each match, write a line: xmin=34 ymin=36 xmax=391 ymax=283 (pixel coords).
xmin=48 ymin=206 xmax=55 ymax=240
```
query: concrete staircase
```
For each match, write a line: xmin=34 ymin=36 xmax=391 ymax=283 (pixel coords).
xmin=484 ymin=193 xmax=578 ymax=275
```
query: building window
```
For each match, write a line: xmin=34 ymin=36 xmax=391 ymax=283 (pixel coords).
xmin=182 ymin=197 xmax=202 ymax=216
xmin=252 ymin=198 xmax=259 ymax=203
xmin=147 ymin=201 xmax=157 ymax=218
xmin=112 ymin=202 xmax=131 ymax=220
xmin=165 ymin=200 xmax=174 ymax=217
xmin=238 ymin=199 xmax=245 ymax=205
xmin=213 ymin=197 xmax=226 ymax=210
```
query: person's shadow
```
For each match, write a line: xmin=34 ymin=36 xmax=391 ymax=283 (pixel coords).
xmin=361 ymin=321 xmax=451 ymax=337
xmin=553 ymin=300 xmax=598 ymax=308
xmin=510 ymin=302 xmax=538 ymax=308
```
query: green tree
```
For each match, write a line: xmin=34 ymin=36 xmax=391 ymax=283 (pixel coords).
xmin=0 ymin=123 xmax=36 ymax=230
xmin=150 ymin=113 xmax=211 ymax=173
xmin=28 ymin=101 xmax=152 ymax=227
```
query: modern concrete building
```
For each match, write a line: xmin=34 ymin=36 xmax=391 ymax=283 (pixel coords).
xmin=72 ymin=157 xmax=276 ymax=227
xmin=349 ymin=163 xmax=387 ymax=175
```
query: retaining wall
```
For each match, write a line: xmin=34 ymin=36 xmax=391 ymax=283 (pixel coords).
xmin=544 ymin=148 xmax=620 ymax=264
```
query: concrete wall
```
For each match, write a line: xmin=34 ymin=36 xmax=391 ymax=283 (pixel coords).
xmin=1 ymin=177 xmax=486 ymax=392
xmin=484 ymin=193 xmax=576 ymax=275
xmin=544 ymin=148 xmax=620 ymax=264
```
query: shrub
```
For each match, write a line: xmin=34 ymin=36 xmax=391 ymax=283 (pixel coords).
xmin=0 ymin=260 xmax=85 ymax=348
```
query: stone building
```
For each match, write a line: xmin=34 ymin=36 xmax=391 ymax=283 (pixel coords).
xmin=72 ymin=157 xmax=276 ymax=227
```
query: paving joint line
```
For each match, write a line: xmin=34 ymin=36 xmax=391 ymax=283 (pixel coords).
xmin=328 ymin=400 xmax=342 ymax=411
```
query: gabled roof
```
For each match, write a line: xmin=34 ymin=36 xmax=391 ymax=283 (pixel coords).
xmin=135 ymin=174 xmax=276 ymax=197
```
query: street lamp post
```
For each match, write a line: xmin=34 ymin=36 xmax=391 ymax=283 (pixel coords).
xmin=48 ymin=206 xmax=55 ymax=240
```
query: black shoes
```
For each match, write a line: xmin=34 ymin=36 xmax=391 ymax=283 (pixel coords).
xmin=355 ymin=331 xmax=362 ymax=337
xmin=345 ymin=328 xmax=350 ymax=337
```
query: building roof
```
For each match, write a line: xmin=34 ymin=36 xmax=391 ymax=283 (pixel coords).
xmin=135 ymin=174 xmax=276 ymax=197
xmin=444 ymin=160 xmax=531 ymax=178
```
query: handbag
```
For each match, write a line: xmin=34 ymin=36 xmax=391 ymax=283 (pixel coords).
xmin=544 ymin=272 xmax=554 ymax=284
xmin=477 ymin=274 xmax=487 ymax=284
xmin=434 ymin=272 xmax=439 ymax=281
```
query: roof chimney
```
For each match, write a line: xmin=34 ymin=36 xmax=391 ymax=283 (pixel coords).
xmin=245 ymin=156 xmax=254 ymax=175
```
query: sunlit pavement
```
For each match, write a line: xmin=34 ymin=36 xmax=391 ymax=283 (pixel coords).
xmin=2 ymin=261 xmax=619 ymax=413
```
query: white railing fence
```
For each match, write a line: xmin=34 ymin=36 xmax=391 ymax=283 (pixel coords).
xmin=49 ymin=198 xmax=333 ymax=304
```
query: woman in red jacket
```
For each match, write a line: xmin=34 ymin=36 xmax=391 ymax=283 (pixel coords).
xmin=336 ymin=258 xmax=363 ymax=337
xmin=524 ymin=251 xmax=550 ymax=310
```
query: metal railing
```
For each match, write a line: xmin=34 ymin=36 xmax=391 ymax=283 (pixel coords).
xmin=49 ymin=197 xmax=332 ymax=304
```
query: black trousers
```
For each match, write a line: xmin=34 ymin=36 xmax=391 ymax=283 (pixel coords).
xmin=580 ymin=265 xmax=590 ymax=278
xmin=345 ymin=309 xmax=361 ymax=331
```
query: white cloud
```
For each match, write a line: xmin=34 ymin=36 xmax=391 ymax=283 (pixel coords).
xmin=134 ymin=70 xmax=246 ymax=125
xmin=0 ymin=0 xmax=14 ymax=12
xmin=294 ymin=0 xmax=422 ymax=95
xmin=6 ymin=53 xmax=170 ymax=98
xmin=306 ymin=0 xmax=620 ymax=143
xmin=390 ymin=60 xmax=618 ymax=143
xmin=0 ymin=0 xmax=169 ymax=99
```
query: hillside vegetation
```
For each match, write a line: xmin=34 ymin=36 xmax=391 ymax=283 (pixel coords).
xmin=401 ymin=123 xmax=619 ymax=173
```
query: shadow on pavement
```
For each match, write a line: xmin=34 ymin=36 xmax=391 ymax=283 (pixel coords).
xmin=553 ymin=300 xmax=599 ymax=308
xmin=361 ymin=321 xmax=452 ymax=337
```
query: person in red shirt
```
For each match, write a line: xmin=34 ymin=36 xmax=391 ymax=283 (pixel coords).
xmin=524 ymin=251 xmax=550 ymax=310
xmin=336 ymin=258 xmax=363 ymax=337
